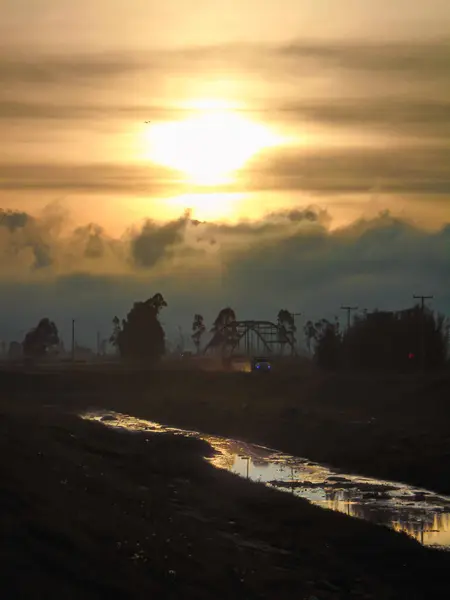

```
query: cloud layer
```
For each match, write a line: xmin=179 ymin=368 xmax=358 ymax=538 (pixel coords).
xmin=1 ymin=35 xmax=449 ymax=346
xmin=1 ymin=38 xmax=449 ymax=205
xmin=0 ymin=204 xmax=449 ymax=348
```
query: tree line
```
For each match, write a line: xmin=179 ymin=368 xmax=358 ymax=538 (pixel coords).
xmin=15 ymin=301 xmax=298 ymax=363
xmin=13 ymin=294 xmax=450 ymax=371
xmin=304 ymin=306 xmax=449 ymax=371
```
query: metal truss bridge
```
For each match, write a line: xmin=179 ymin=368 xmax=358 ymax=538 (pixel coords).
xmin=203 ymin=320 xmax=296 ymax=357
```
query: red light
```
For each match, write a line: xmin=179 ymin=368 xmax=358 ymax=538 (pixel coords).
xmin=408 ymin=352 xmax=415 ymax=359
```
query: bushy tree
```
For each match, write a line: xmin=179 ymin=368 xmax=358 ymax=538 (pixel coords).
xmin=23 ymin=318 xmax=59 ymax=357
xmin=343 ymin=306 xmax=448 ymax=371
xmin=209 ymin=307 xmax=238 ymax=349
xmin=110 ymin=293 xmax=167 ymax=362
xmin=304 ymin=317 xmax=342 ymax=369
xmin=211 ymin=307 xmax=236 ymax=332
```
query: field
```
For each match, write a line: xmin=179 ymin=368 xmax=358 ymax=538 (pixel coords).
xmin=1 ymin=366 xmax=450 ymax=598
xmin=4 ymin=364 xmax=449 ymax=493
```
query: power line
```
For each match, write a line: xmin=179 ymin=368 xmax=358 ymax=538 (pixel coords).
xmin=340 ymin=306 xmax=358 ymax=330
xmin=413 ymin=295 xmax=434 ymax=373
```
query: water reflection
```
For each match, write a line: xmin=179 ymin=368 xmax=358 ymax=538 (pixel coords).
xmin=81 ymin=409 xmax=450 ymax=550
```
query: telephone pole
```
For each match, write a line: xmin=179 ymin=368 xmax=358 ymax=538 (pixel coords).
xmin=71 ymin=319 xmax=75 ymax=362
xmin=413 ymin=295 xmax=433 ymax=373
xmin=340 ymin=306 xmax=358 ymax=330
xmin=289 ymin=312 xmax=302 ymax=327
xmin=178 ymin=326 xmax=185 ymax=354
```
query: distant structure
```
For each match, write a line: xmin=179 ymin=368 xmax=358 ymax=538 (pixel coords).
xmin=203 ymin=320 xmax=296 ymax=358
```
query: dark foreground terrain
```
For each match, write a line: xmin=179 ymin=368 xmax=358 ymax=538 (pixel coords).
xmin=3 ymin=366 xmax=449 ymax=493
xmin=1 ymin=398 xmax=450 ymax=599
xmin=1 ymin=367 xmax=450 ymax=598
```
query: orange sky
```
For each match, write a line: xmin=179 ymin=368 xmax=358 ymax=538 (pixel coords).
xmin=0 ymin=1 xmax=449 ymax=345
xmin=1 ymin=0 xmax=449 ymax=232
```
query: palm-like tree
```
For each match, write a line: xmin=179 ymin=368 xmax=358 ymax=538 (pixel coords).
xmin=192 ymin=314 xmax=206 ymax=354
xmin=277 ymin=309 xmax=296 ymax=352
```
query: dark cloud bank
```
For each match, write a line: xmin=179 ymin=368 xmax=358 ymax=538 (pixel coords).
xmin=0 ymin=205 xmax=449 ymax=348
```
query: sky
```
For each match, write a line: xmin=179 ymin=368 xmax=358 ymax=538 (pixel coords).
xmin=0 ymin=1 xmax=449 ymax=348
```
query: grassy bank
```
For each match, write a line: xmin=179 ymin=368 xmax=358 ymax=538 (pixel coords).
xmin=1 ymin=397 xmax=450 ymax=599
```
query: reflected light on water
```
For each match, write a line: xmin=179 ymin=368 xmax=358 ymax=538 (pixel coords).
xmin=211 ymin=448 xmax=450 ymax=550
xmin=81 ymin=409 xmax=450 ymax=550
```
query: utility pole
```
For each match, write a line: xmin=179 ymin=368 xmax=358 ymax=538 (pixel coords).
xmin=178 ymin=326 xmax=185 ymax=354
xmin=340 ymin=306 xmax=358 ymax=330
xmin=413 ymin=295 xmax=433 ymax=373
xmin=71 ymin=319 xmax=75 ymax=362
xmin=96 ymin=331 xmax=101 ymax=357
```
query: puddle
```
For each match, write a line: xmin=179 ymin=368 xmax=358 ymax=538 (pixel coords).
xmin=81 ymin=409 xmax=450 ymax=550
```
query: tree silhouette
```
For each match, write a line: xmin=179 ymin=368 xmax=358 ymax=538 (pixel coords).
xmin=110 ymin=315 xmax=122 ymax=351
xmin=306 ymin=306 xmax=449 ymax=371
xmin=110 ymin=293 xmax=167 ymax=362
xmin=209 ymin=307 xmax=237 ymax=350
xmin=304 ymin=320 xmax=316 ymax=354
xmin=149 ymin=293 xmax=168 ymax=313
xmin=277 ymin=309 xmax=296 ymax=349
xmin=305 ymin=318 xmax=342 ymax=369
xmin=211 ymin=307 xmax=236 ymax=332
xmin=192 ymin=314 xmax=206 ymax=354
xmin=343 ymin=305 xmax=448 ymax=371
xmin=23 ymin=318 xmax=59 ymax=358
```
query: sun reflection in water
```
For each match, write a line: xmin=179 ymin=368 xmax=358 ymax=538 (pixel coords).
xmin=82 ymin=409 xmax=450 ymax=550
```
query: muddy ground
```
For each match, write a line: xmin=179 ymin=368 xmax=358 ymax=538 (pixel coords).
xmin=1 ymin=367 xmax=450 ymax=598
xmin=4 ymin=367 xmax=449 ymax=493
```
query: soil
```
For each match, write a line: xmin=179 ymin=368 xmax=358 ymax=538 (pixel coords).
xmin=1 ymin=366 xmax=450 ymax=598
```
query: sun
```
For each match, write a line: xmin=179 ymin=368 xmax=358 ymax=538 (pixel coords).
xmin=164 ymin=192 xmax=244 ymax=221
xmin=138 ymin=100 xmax=282 ymax=186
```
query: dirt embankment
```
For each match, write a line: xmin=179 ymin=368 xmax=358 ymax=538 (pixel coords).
xmin=1 ymin=397 xmax=450 ymax=599
xmin=3 ymin=367 xmax=448 ymax=494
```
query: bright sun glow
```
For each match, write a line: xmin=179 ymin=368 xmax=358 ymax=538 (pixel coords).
xmin=138 ymin=100 xmax=283 ymax=186
xmin=165 ymin=192 xmax=243 ymax=221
